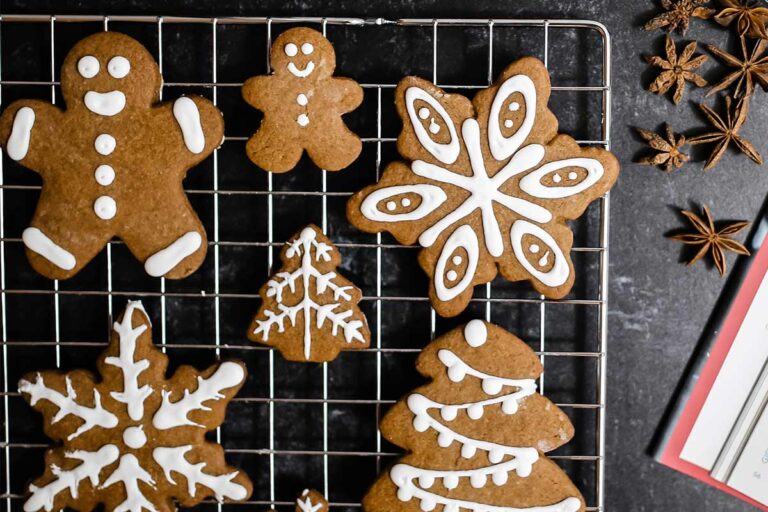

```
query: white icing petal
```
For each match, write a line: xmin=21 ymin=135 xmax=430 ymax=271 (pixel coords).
xmin=7 ymin=107 xmax=35 ymax=161
xmin=152 ymin=445 xmax=248 ymax=501
xmin=22 ymin=227 xmax=76 ymax=271
xmin=510 ymin=220 xmax=569 ymax=288
xmin=519 ymin=158 xmax=605 ymax=199
xmin=144 ymin=231 xmax=203 ymax=278
xmin=84 ymin=91 xmax=126 ymax=116
xmin=107 ymin=56 xmax=130 ymax=79
xmin=173 ymin=97 xmax=206 ymax=154
xmin=488 ymin=74 xmax=537 ymax=161
xmin=404 ymin=86 xmax=461 ymax=165
xmin=77 ymin=56 xmax=100 ymax=79
xmin=434 ymin=225 xmax=479 ymax=302
xmin=153 ymin=361 xmax=244 ymax=430
xmin=360 ymin=184 xmax=447 ymax=223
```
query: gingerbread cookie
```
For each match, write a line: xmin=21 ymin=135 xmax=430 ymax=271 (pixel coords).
xmin=364 ymin=320 xmax=584 ymax=512
xmin=296 ymin=489 xmax=329 ymax=512
xmin=242 ymin=27 xmax=363 ymax=172
xmin=248 ymin=225 xmax=370 ymax=362
xmin=347 ymin=57 xmax=619 ymax=317
xmin=0 ymin=32 xmax=224 ymax=280
xmin=18 ymin=301 xmax=252 ymax=511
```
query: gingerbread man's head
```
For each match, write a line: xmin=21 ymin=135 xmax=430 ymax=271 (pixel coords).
xmin=270 ymin=27 xmax=336 ymax=80
xmin=60 ymin=32 xmax=161 ymax=115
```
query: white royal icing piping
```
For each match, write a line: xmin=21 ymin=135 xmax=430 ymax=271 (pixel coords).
xmin=510 ymin=220 xmax=569 ymax=288
xmin=93 ymin=195 xmax=117 ymax=220
xmin=144 ymin=231 xmax=203 ymax=278
xmin=463 ymin=319 xmax=487 ymax=347
xmin=22 ymin=227 xmax=77 ymax=271
xmin=23 ymin=445 xmax=119 ymax=512
xmin=101 ymin=453 xmax=157 ymax=512
xmin=107 ymin=56 xmax=130 ymax=79
xmin=360 ymin=184 xmax=447 ymax=223
xmin=434 ymin=225 xmax=479 ymax=302
xmin=152 ymin=445 xmax=248 ymax=501
xmin=288 ymin=61 xmax=315 ymax=78
xmin=94 ymin=134 xmax=116 ymax=156
xmin=173 ymin=97 xmax=206 ymax=154
xmin=519 ymin=158 xmax=604 ymax=199
xmin=404 ymin=86 xmax=461 ymax=165
xmin=297 ymin=491 xmax=324 ymax=512
xmin=95 ymin=164 xmax=115 ymax=186
xmin=122 ymin=425 xmax=147 ymax=449
xmin=301 ymin=42 xmax=314 ymax=55
xmin=7 ymin=106 xmax=35 ymax=161
xmin=488 ymin=74 xmax=537 ymax=161
xmin=77 ymin=56 xmax=100 ymax=79
xmin=153 ymin=361 xmax=244 ymax=430
xmin=84 ymin=91 xmax=126 ymax=116
xmin=285 ymin=43 xmax=298 ymax=57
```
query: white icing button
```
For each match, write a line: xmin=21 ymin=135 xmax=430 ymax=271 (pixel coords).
xmin=386 ymin=201 xmax=397 ymax=211
xmin=464 ymin=319 xmax=488 ymax=347
xmin=401 ymin=197 xmax=412 ymax=207
xmin=568 ymin=171 xmax=578 ymax=180
xmin=297 ymin=93 xmax=308 ymax=106
xmin=285 ymin=43 xmax=298 ymax=56
xmin=122 ymin=425 xmax=146 ymax=449
xmin=94 ymin=195 xmax=117 ymax=220
xmin=504 ymin=119 xmax=514 ymax=128
xmin=95 ymin=164 xmax=115 ymax=186
xmin=94 ymin=134 xmax=116 ymax=155
xmin=77 ymin=55 xmax=99 ymax=78
xmin=446 ymin=270 xmax=458 ymax=282
xmin=301 ymin=42 xmax=314 ymax=55
xmin=107 ymin=56 xmax=131 ymax=79
xmin=418 ymin=107 xmax=430 ymax=120
xmin=553 ymin=174 xmax=562 ymax=183
xmin=530 ymin=243 xmax=540 ymax=254
xmin=452 ymin=255 xmax=462 ymax=265
xmin=509 ymin=101 xmax=521 ymax=111
xmin=297 ymin=114 xmax=310 ymax=127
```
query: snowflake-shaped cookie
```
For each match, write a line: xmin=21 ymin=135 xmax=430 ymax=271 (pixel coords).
xmin=347 ymin=57 xmax=619 ymax=317
xmin=18 ymin=301 xmax=252 ymax=511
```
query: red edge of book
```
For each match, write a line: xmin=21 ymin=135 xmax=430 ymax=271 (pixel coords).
xmin=659 ymin=238 xmax=768 ymax=510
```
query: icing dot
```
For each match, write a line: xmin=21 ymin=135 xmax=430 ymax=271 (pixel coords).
xmin=122 ymin=425 xmax=146 ymax=449
xmin=301 ymin=42 xmax=314 ymax=55
xmin=482 ymin=378 xmax=503 ymax=395
xmin=452 ymin=255 xmax=462 ymax=265
xmin=412 ymin=415 xmax=430 ymax=432
xmin=284 ymin=43 xmax=298 ymax=57
xmin=443 ymin=475 xmax=459 ymax=490
xmin=489 ymin=448 xmax=505 ymax=464
xmin=94 ymin=164 xmax=115 ymax=186
xmin=428 ymin=119 xmax=440 ymax=134
xmin=461 ymin=444 xmax=477 ymax=459
xmin=446 ymin=270 xmax=458 ymax=282
xmin=418 ymin=475 xmax=435 ymax=489
xmin=467 ymin=403 xmax=484 ymax=420
xmin=94 ymin=196 xmax=117 ymax=220
xmin=502 ymin=397 xmax=519 ymax=415
xmin=504 ymin=119 xmax=514 ymax=128
xmin=437 ymin=431 xmax=453 ymax=448
xmin=396 ymin=487 xmax=413 ymax=502
xmin=509 ymin=101 xmax=521 ymax=111
xmin=107 ymin=56 xmax=130 ymax=79
xmin=568 ymin=171 xmax=578 ymax=180
xmin=94 ymin=134 xmax=116 ymax=155
xmin=440 ymin=405 xmax=458 ymax=421
xmin=77 ymin=56 xmax=99 ymax=78
xmin=492 ymin=471 xmax=508 ymax=486
xmin=470 ymin=473 xmax=486 ymax=489
xmin=529 ymin=244 xmax=540 ymax=254
xmin=297 ymin=114 xmax=310 ymax=127
xmin=386 ymin=201 xmax=397 ymax=211
xmin=420 ymin=497 xmax=437 ymax=511
xmin=297 ymin=93 xmax=308 ymax=106
xmin=553 ymin=174 xmax=562 ymax=183
xmin=447 ymin=364 xmax=466 ymax=382
xmin=538 ymin=251 xmax=550 ymax=267
xmin=401 ymin=197 xmax=412 ymax=207
xmin=418 ymin=107 xmax=430 ymax=120
xmin=463 ymin=319 xmax=488 ymax=348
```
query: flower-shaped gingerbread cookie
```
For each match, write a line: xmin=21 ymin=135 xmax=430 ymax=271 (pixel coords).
xmin=242 ymin=27 xmax=363 ymax=172
xmin=347 ymin=57 xmax=620 ymax=317
xmin=0 ymin=32 xmax=224 ymax=280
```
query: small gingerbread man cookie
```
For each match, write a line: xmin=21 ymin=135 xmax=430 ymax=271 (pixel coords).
xmin=0 ymin=32 xmax=224 ymax=280
xmin=242 ymin=27 xmax=363 ymax=172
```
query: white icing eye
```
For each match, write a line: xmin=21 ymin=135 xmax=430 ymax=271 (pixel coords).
xmin=301 ymin=42 xmax=314 ymax=55
xmin=509 ymin=101 xmax=521 ymax=111
xmin=107 ymin=56 xmax=130 ymax=79
xmin=284 ymin=43 xmax=298 ymax=57
xmin=418 ymin=107 xmax=430 ymax=120
xmin=77 ymin=56 xmax=100 ymax=79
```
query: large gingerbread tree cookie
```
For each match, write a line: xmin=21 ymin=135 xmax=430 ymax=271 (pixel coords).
xmin=347 ymin=57 xmax=619 ymax=317
xmin=18 ymin=301 xmax=252 ymax=511
xmin=364 ymin=320 xmax=584 ymax=512
xmin=0 ymin=32 xmax=224 ymax=280
xmin=242 ymin=27 xmax=363 ymax=172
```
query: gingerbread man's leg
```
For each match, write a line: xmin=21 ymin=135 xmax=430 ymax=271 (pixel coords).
xmin=245 ymin=121 xmax=305 ymax=173
xmin=304 ymin=117 xmax=362 ymax=171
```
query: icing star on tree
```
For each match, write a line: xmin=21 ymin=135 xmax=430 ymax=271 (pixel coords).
xmin=18 ymin=301 xmax=252 ymax=512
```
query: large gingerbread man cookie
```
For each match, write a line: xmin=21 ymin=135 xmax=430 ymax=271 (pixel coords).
xmin=242 ymin=27 xmax=363 ymax=172
xmin=0 ymin=32 xmax=224 ymax=280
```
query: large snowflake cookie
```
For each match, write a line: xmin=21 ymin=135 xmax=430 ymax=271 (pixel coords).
xmin=248 ymin=224 xmax=370 ymax=362
xmin=364 ymin=320 xmax=584 ymax=512
xmin=0 ymin=32 xmax=224 ymax=280
xmin=347 ymin=57 xmax=619 ymax=317
xmin=18 ymin=301 xmax=252 ymax=511
xmin=242 ymin=27 xmax=363 ymax=172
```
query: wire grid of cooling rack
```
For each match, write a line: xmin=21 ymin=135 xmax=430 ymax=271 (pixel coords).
xmin=0 ymin=14 xmax=612 ymax=512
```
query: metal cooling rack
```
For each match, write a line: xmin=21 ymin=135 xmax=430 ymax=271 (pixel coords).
xmin=0 ymin=14 xmax=612 ymax=512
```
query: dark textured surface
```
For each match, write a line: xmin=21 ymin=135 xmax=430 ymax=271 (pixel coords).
xmin=1 ymin=1 xmax=766 ymax=511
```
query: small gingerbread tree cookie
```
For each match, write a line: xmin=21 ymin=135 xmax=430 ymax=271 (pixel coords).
xmin=18 ymin=301 xmax=252 ymax=511
xmin=242 ymin=27 xmax=363 ymax=172
xmin=364 ymin=320 xmax=585 ymax=512
xmin=0 ymin=32 xmax=224 ymax=281
xmin=248 ymin=224 xmax=370 ymax=363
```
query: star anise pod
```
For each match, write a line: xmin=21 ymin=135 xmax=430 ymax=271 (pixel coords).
xmin=715 ymin=0 xmax=768 ymax=39
xmin=707 ymin=36 xmax=768 ymax=97
xmin=636 ymin=124 xmax=690 ymax=171
xmin=668 ymin=205 xmax=750 ymax=276
xmin=688 ymin=95 xmax=763 ymax=169
xmin=645 ymin=0 xmax=716 ymax=34
xmin=646 ymin=36 xmax=709 ymax=104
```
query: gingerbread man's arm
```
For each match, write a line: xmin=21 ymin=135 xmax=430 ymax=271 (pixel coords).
xmin=0 ymin=100 xmax=65 ymax=175
xmin=327 ymin=77 xmax=363 ymax=114
xmin=242 ymin=75 xmax=274 ymax=112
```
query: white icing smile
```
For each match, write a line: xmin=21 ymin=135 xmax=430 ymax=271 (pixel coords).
xmin=288 ymin=61 xmax=315 ymax=78
xmin=84 ymin=90 xmax=126 ymax=116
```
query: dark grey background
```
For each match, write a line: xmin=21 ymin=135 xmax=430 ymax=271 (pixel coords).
xmin=1 ymin=1 xmax=766 ymax=511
